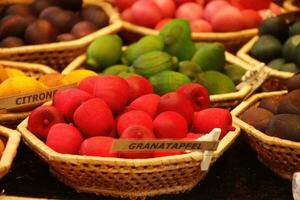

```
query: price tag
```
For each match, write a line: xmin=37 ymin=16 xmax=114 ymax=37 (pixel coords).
xmin=0 ymin=83 xmax=76 ymax=110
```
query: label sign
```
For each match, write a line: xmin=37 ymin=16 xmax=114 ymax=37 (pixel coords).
xmin=0 ymin=83 xmax=77 ymax=110
xmin=112 ymin=140 xmax=219 ymax=152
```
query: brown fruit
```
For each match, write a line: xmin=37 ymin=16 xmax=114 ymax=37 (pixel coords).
xmin=287 ymin=73 xmax=300 ymax=92
xmin=56 ymin=0 xmax=83 ymax=11
xmin=259 ymin=96 xmax=282 ymax=114
xmin=277 ymin=90 xmax=300 ymax=115
xmin=39 ymin=6 xmax=63 ymax=20
xmin=43 ymin=10 xmax=77 ymax=33
xmin=25 ymin=19 xmax=57 ymax=44
xmin=0 ymin=15 xmax=29 ymax=39
xmin=5 ymin=4 xmax=31 ymax=17
xmin=71 ymin=21 xmax=97 ymax=39
xmin=0 ymin=36 xmax=24 ymax=47
xmin=81 ymin=6 xmax=109 ymax=28
xmin=31 ymin=0 xmax=55 ymax=15
xmin=266 ymin=114 xmax=300 ymax=142
xmin=57 ymin=33 xmax=75 ymax=42
xmin=241 ymin=107 xmax=274 ymax=132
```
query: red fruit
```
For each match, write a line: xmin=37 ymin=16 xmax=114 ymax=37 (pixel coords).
xmin=195 ymin=0 xmax=205 ymax=6
xmin=79 ymin=136 xmax=117 ymax=157
xmin=117 ymin=110 xmax=153 ymax=136
xmin=153 ymin=0 xmax=176 ymax=18
xmin=128 ymin=94 xmax=160 ymax=118
xmin=192 ymin=108 xmax=235 ymax=139
xmin=269 ymin=3 xmax=281 ymax=15
xmin=153 ymin=150 xmax=183 ymax=157
xmin=241 ymin=10 xmax=262 ymax=29
xmin=239 ymin=0 xmax=271 ymax=10
xmin=158 ymin=92 xmax=194 ymax=124
xmin=93 ymin=75 xmax=129 ymax=114
xmin=119 ymin=125 xmax=156 ymax=158
xmin=73 ymin=98 xmax=115 ymax=138
xmin=27 ymin=105 xmax=65 ymax=140
xmin=176 ymin=83 xmax=210 ymax=111
xmin=46 ymin=123 xmax=83 ymax=154
xmin=184 ymin=133 xmax=204 ymax=140
xmin=155 ymin=18 xmax=172 ymax=30
xmin=115 ymin=0 xmax=137 ymax=12
xmin=211 ymin=6 xmax=243 ymax=32
xmin=230 ymin=0 xmax=245 ymax=10
xmin=53 ymin=88 xmax=92 ymax=121
xmin=190 ymin=19 xmax=212 ymax=32
xmin=174 ymin=0 xmax=193 ymax=5
xmin=203 ymin=0 xmax=229 ymax=22
xmin=154 ymin=111 xmax=188 ymax=138
xmin=131 ymin=0 xmax=163 ymax=28
xmin=175 ymin=2 xmax=203 ymax=22
xmin=121 ymin=8 xmax=134 ymax=23
xmin=125 ymin=75 xmax=154 ymax=103
xmin=78 ymin=76 xmax=100 ymax=95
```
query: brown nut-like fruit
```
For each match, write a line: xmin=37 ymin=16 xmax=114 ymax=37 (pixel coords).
xmin=0 ymin=15 xmax=29 ymax=39
xmin=31 ymin=0 xmax=56 ymax=15
xmin=56 ymin=0 xmax=83 ymax=11
xmin=5 ymin=4 xmax=32 ymax=17
xmin=45 ymin=10 xmax=77 ymax=33
xmin=25 ymin=19 xmax=57 ymax=44
xmin=71 ymin=21 xmax=97 ymax=39
xmin=81 ymin=6 xmax=109 ymax=28
xmin=57 ymin=33 xmax=75 ymax=42
xmin=39 ymin=6 xmax=63 ymax=20
xmin=0 ymin=36 xmax=24 ymax=47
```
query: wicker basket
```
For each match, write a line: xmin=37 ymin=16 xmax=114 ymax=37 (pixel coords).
xmin=0 ymin=0 xmax=122 ymax=71
xmin=231 ymin=90 xmax=300 ymax=180
xmin=17 ymin=115 xmax=240 ymax=199
xmin=283 ymin=0 xmax=299 ymax=11
xmin=0 ymin=60 xmax=57 ymax=125
xmin=0 ymin=125 xmax=21 ymax=179
xmin=62 ymin=52 xmax=254 ymax=109
xmin=237 ymin=36 xmax=294 ymax=91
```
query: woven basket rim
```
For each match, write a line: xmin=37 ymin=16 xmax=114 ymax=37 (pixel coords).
xmin=0 ymin=0 xmax=123 ymax=54
xmin=283 ymin=0 xmax=298 ymax=11
xmin=0 ymin=125 xmax=21 ymax=179
xmin=237 ymin=36 xmax=294 ymax=79
xmin=232 ymin=90 xmax=300 ymax=149
xmin=17 ymin=116 xmax=240 ymax=166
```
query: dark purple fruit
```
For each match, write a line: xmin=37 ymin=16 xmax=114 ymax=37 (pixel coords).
xmin=25 ymin=19 xmax=57 ymax=44
xmin=5 ymin=4 xmax=31 ymax=17
xmin=43 ymin=10 xmax=77 ymax=33
xmin=241 ymin=107 xmax=274 ymax=132
xmin=277 ymin=90 xmax=300 ymax=115
xmin=259 ymin=96 xmax=282 ymax=114
xmin=0 ymin=15 xmax=29 ymax=39
xmin=39 ymin=6 xmax=63 ymax=20
xmin=287 ymin=73 xmax=300 ymax=92
xmin=0 ymin=36 xmax=24 ymax=47
xmin=56 ymin=0 xmax=83 ymax=11
xmin=57 ymin=33 xmax=75 ymax=42
xmin=266 ymin=114 xmax=300 ymax=142
xmin=31 ymin=0 xmax=55 ymax=15
xmin=71 ymin=21 xmax=97 ymax=39
xmin=81 ymin=6 xmax=109 ymax=28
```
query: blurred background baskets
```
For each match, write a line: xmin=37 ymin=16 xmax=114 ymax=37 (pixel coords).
xmin=283 ymin=0 xmax=299 ymax=12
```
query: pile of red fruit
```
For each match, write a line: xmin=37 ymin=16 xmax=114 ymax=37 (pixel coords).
xmin=118 ymin=0 xmax=281 ymax=32
xmin=27 ymin=74 xmax=235 ymax=159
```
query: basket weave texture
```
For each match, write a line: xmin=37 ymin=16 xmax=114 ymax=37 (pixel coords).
xmin=283 ymin=0 xmax=299 ymax=11
xmin=62 ymin=52 xmax=254 ymax=109
xmin=0 ymin=60 xmax=57 ymax=124
xmin=0 ymin=126 xmax=21 ymax=179
xmin=17 ymin=116 xmax=240 ymax=199
xmin=232 ymin=91 xmax=300 ymax=180
xmin=0 ymin=0 xmax=122 ymax=71
xmin=237 ymin=36 xmax=293 ymax=91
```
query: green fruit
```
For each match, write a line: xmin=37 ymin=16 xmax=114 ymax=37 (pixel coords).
xmin=103 ymin=65 xmax=129 ymax=75
xmin=159 ymin=19 xmax=196 ymax=61
xmin=258 ymin=16 xmax=289 ymax=42
xmin=283 ymin=35 xmax=300 ymax=62
xmin=192 ymin=43 xmax=225 ymax=72
xmin=289 ymin=22 xmax=300 ymax=37
xmin=267 ymin=58 xmax=285 ymax=70
xmin=178 ymin=61 xmax=202 ymax=79
xmin=224 ymin=64 xmax=246 ymax=84
xmin=195 ymin=42 xmax=210 ymax=50
xmin=149 ymin=71 xmax=191 ymax=95
xmin=196 ymin=71 xmax=236 ymax=95
xmin=133 ymin=51 xmax=178 ymax=78
xmin=86 ymin=35 xmax=122 ymax=69
xmin=122 ymin=35 xmax=164 ymax=65
xmin=280 ymin=63 xmax=299 ymax=72
xmin=250 ymin=35 xmax=282 ymax=63
xmin=118 ymin=72 xmax=138 ymax=78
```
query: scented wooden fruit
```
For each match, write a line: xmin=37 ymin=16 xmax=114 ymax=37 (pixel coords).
xmin=128 ymin=94 xmax=160 ymax=118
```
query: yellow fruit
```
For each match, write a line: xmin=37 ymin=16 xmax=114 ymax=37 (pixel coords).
xmin=39 ymin=73 xmax=64 ymax=87
xmin=0 ymin=139 xmax=5 ymax=158
xmin=62 ymin=69 xmax=97 ymax=84
xmin=0 ymin=76 xmax=46 ymax=97
xmin=5 ymin=68 xmax=26 ymax=77
xmin=0 ymin=65 xmax=9 ymax=83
